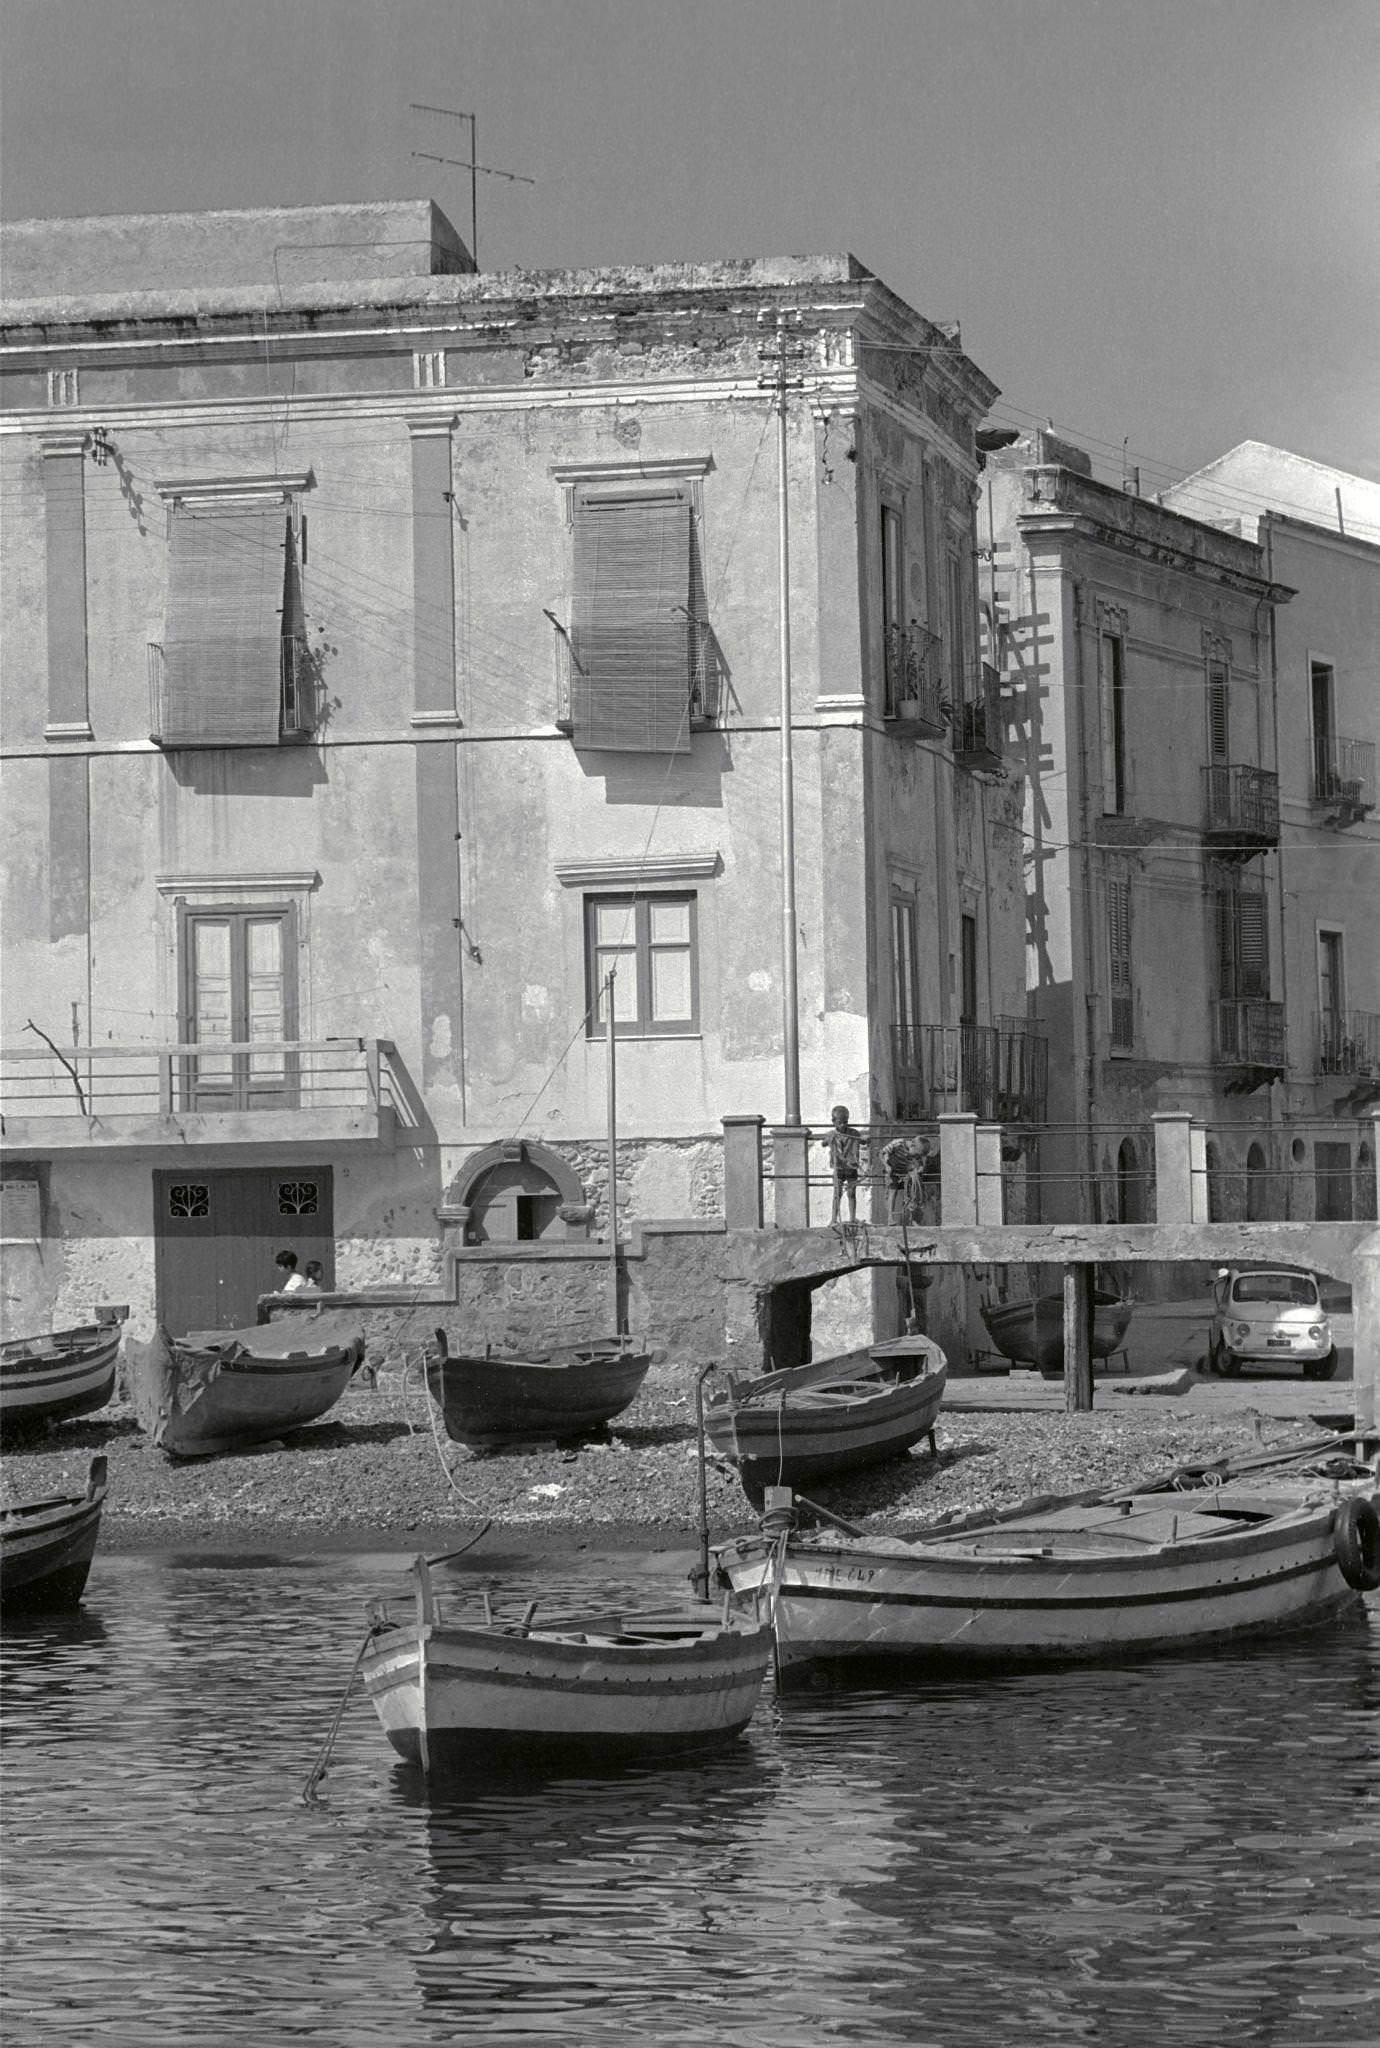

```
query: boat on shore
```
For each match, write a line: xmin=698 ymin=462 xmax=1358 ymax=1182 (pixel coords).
xmin=980 ymin=1289 xmax=1134 ymax=1375
xmin=128 ymin=1310 xmax=364 ymax=1457
xmin=0 ymin=1312 xmax=126 ymax=1435
xmin=427 ymin=1333 xmax=652 ymax=1449
xmin=715 ymin=1439 xmax=1380 ymax=1683
xmin=704 ymin=1335 xmax=947 ymax=1502
xmin=360 ymin=1555 xmax=773 ymax=1775
xmin=0 ymin=1456 xmax=109 ymax=1613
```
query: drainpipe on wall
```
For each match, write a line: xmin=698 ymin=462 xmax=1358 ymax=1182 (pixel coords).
xmin=1070 ymin=579 xmax=1100 ymax=1224
xmin=1262 ymin=518 xmax=1290 ymax=1171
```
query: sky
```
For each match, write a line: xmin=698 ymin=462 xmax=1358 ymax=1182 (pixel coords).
xmin=3 ymin=0 xmax=1378 ymax=491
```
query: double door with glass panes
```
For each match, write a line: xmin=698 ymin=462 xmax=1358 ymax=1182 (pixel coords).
xmin=179 ymin=906 xmax=297 ymax=1111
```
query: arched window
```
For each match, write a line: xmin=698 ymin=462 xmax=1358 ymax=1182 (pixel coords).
xmin=449 ymin=1141 xmax=586 ymax=1244
xmin=1245 ymin=1141 xmax=1270 ymax=1221
xmin=1115 ymin=1137 xmax=1145 ymax=1224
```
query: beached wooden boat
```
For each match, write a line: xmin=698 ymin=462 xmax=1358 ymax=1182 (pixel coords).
xmin=980 ymin=1290 xmax=1134 ymax=1374
xmin=0 ymin=1456 xmax=109 ymax=1613
xmin=427 ymin=1333 xmax=653 ymax=1449
xmin=0 ymin=1314 xmax=125 ymax=1434
xmin=360 ymin=1556 xmax=774 ymax=1774
xmin=716 ymin=1453 xmax=1380 ymax=1683
xmin=704 ymin=1335 xmax=947 ymax=1501
xmin=128 ymin=1310 xmax=364 ymax=1457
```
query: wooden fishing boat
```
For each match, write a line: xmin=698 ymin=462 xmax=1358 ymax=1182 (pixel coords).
xmin=0 ymin=1312 xmax=125 ymax=1434
xmin=361 ymin=1556 xmax=774 ymax=1774
xmin=0 ymin=1456 xmax=109 ymax=1613
xmin=715 ymin=1451 xmax=1380 ymax=1683
xmin=980 ymin=1290 xmax=1134 ymax=1375
xmin=128 ymin=1310 xmax=364 ymax=1457
xmin=704 ymin=1335 xmax=947 ymax=1501
xmin=427 ymin=1332 xmax=653 ymax=1449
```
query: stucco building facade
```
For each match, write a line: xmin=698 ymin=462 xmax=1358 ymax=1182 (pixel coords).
xmin=1 ymin=201 xmax=1027 ymax=1347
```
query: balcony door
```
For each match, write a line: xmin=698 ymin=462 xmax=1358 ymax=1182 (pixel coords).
xmin=179 ymin=905 xmax=297 ymax=1111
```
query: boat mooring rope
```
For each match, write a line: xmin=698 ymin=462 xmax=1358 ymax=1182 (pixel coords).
xmin=301 ymin=1626 xmax=376 ymax=1805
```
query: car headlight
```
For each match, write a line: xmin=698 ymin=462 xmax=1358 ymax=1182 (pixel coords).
xmin=1230 ymin=1322 xmax=1251 ymax=1343
xmin=1307 ymin=1325 xmax=1323 ymax=1341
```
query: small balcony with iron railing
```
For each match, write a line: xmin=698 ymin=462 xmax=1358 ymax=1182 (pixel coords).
xmin=894 ymin=1019 xmax=1048 ymax=1124
xmin=148 ymin=637 xmax=314 ymax=748
xmin=1213 ymin=999 xmax=1286 ymax=1091
xmin=1317 ymin=1010 xmax=1380 ymax=1107
xmin=1202 ymin=763 xmax=1279 ymax=856
xmin=0 ymin=1037 xmax=414 ymax=1156
xmin=1310 ymin=736 xmax=1375 ymax=826
xmin=952 ymin=663 xmax=1004 ymax=771
xmin=882 ymin=621 xmax=945 ymax=735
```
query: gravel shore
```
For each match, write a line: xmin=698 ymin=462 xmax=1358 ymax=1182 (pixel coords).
xmin=0 ymin=1362 xmax=1318 ymax=1558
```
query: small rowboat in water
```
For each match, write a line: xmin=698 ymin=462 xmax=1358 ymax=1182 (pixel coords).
xmin=715 ymin=1444 xmax=1380 ymax=1683
xmin=704 ymin=1335 xmax=947 ymax=1503
xmin=128 ymin=1310 xmax=364 ymax=1457
xmin=0 ymin=1456 xmax=109 ymax=1612
xmin=0 ymin=1313 xmax=126 ymax=1434
xmin=427 ymin=1332 xmax=653 ymax=1449
xmin=360 ymin=1555 xmax=774 ymax=1775
xmin=980 ymin=1290 xmax=1134 ymax=1375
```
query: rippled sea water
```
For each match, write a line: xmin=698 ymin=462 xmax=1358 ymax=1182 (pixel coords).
xmin=2 ymin=1547 xmax=1377 ymax=2048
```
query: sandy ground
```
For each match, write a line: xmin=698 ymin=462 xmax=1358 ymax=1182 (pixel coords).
xmin=0 ymin=1358 xmax=1348 ymax=1557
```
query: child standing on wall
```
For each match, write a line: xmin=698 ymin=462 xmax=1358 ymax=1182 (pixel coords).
xmin=823 ymin=1103 xmax=861 ymax=1224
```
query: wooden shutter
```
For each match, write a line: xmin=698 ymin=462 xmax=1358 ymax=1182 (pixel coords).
xmin=571 ymin=490 xmax=693 ymax=753
xmin=1107 ymin=878 xmax=1133 ymax=1047
xmin=1206 ymin=661 xmax=1230 ymax=761
xmin=1237 ymin=887 xmax=1269 ymax=997
xmin=162 ymin=506 xmax=285 ymax=743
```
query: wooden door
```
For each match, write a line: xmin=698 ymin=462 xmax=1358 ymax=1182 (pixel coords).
xmin=154 ymin=1167 xmax=334 ymax=1332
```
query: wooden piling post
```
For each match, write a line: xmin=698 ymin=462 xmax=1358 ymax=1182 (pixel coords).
xmin=1064 ymin=1264 xmax=1093 ymax=1412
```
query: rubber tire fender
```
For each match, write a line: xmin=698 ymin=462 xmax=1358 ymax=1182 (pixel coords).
xmin=1332 ymin=1496 xmax=1380 ymax=1593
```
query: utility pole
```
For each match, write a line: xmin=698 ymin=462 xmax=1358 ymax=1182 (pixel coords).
xmin=409 ymin=103 xmax=536 ymax=268
xmin=758 ymin=311 xmax=810 ymax=1127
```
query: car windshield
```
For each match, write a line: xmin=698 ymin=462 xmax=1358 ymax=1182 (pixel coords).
xmin=1232 ymin=1273 xmax=1318 ymax=1307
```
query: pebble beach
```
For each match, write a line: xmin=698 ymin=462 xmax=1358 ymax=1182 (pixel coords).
xmin=0 ymin=1360 xmax=1320 ymax=1558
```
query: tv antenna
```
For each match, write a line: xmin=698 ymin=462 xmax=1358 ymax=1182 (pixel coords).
xmin=409 ymin=103 xmax=535 ymax=268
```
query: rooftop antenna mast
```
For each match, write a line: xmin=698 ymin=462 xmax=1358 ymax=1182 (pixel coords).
xmin=409 ymin=102 xmax=535 ymax=268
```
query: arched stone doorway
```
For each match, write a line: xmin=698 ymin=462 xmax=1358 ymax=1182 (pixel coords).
xmin=447 ymin=1141 xmax=587 ymax=1245
xmin=1115 ymin=1137 xmax=1146 ymax=1224
xmin=1245 ymin=1141 xmax=1270 ymax=1221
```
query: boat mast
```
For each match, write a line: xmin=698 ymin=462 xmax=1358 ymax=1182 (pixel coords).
xmin=604 ymin=968 xmax=621 ymax=1335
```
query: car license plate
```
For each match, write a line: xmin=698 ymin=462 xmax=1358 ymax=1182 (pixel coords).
xmin=1267 ymin=1335 xmax=1292 ymax=1348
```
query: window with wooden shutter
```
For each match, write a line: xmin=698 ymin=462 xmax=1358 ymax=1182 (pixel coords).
xmin=1206 ymin=660 xmax=1230 ymax=762
xmin=1099 ymin=635 xmax=1127 ymax=813
xmin=1212 ymin=876 xmax=1269 ymax=997
xmin=1107 ymin=878 xmax=1134 ymax=1048
xmin=157 ymin=505 xmax=300 ymax=746
xmin=570 ymin=488 xmax=698 ymax=753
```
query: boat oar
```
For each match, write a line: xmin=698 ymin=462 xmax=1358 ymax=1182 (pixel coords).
xmin=787 ymin=1493 xmax=868 ymax=1540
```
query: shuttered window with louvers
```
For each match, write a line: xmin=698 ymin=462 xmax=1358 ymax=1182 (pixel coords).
xmin=1213 ymin=878 xmax=1269 ymax=997
xmin=1107 ymin=877 xmax=1134 ymax=1048
xmin=161 ymin=506 xmax=287 ymax=744
xmin=570 ymin=489 xmax=694 ymax=754
xmin=1206 ymin=660 xmax=1230 ymax=761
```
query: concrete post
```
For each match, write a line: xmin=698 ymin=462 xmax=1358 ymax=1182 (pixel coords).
xmin=769 ymin=1125 xmax=811 ymax=1230
xmin=1152 ymin=1113 xmax=1194 ymax=1226
xmin=1353 ymin=1226 xmax=1379 ymax=1433
xmin=939 ymin=1113 xmax=978 ymax=1226
xmin=722 ymin=1116 xmax=765 ymax=1230
xmin=976 ymin=1123 xmax=1005 ymax=1225
xmin=1189 ymin=1123 xmax=1210 ymax=1223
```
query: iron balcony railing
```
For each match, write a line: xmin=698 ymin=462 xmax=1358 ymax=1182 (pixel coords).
xmin=1202 ymin=763 xmax=1279 ymax=847
xmin=953 ymin=663 xmax=1003 ymax=766
xmin=883 ymin=621 xmax=945 ymax=730
xmin=1214 ymin=1000 xmax=1286 ymax=1070
xmin=1318 ymin=1009 xmax=1380 ymax=1078
xmin=0 ymin=1037 xmax=409 ymax=1125
xmin=1311 ymin=736 xmax=1375 ymax=812
xmin=893 ymin=1020 xmax=1048 ymax=1123
xmin=148 ymin=637 xmax=313 ymax=746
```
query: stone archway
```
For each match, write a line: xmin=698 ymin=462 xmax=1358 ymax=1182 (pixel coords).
xmin=447 ymin=1141 xmax=587 ymax=1245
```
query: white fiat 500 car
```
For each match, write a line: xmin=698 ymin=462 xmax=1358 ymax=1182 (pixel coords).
xmin=1207 ymin=1269 xmax=1336 ymax=1378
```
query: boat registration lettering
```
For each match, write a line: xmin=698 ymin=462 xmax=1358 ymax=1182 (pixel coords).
xmin=819 ymin=1563 xmax=877 ymax=1586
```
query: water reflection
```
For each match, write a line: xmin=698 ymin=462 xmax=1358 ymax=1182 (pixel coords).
xmin=0 ymin=1554 xmax=1376 ymax=2048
